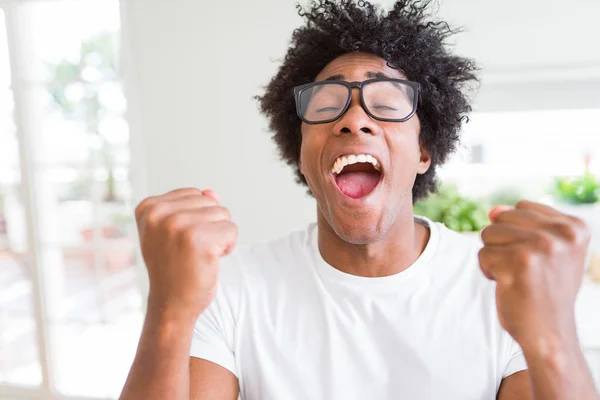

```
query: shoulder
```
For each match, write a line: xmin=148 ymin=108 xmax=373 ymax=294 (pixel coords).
xmin=217 ymin=224 xmax=314 ymax=293
xmin=427 ymin=219 xmax=485 ymax=277
xmin=431 ymin=219 xmax=483 ymax=257
xmin=234 ymin=225 xmax=312 ymax=267
xmin=421 ymin=218 xmax=497 ymax=297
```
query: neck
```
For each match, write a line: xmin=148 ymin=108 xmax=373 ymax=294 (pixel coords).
xmin=316 ymin=210 xmax=430 ymax=278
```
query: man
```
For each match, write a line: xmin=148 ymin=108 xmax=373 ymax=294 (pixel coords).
xmin=120 ymin=1 xmax=599 ymax=399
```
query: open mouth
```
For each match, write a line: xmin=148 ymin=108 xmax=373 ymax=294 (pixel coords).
xmin=330 ymin=154 xmax=383 ymax=199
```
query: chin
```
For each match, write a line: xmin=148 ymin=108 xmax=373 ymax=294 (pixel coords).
xmin=328 ymin=211 xmax=388 ymax=245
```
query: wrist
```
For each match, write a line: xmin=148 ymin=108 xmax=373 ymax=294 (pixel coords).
xmin=518 ymin=312 xmax=578 ymax=354
xmin=520 ymin=331 xmax=580 ymax=372
xmin=146 ymin=294 xmax=204 ymax=327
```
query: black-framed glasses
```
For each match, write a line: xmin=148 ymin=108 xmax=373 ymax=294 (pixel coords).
xmin=293 ymin=78 xmax=421 ymax=125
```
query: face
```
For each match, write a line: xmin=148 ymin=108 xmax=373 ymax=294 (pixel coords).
xmin=299 ymin=52 xmax=431 ymax=244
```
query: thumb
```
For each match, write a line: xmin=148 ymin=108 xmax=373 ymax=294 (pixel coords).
xmin=489 ymin=205 xmax=514 ymax=224
xmin=202 ymin=189 xmax=221 ymax=204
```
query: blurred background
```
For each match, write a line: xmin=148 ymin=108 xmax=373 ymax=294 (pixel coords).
xmin=0 ymin=0 xmax=598 ymax=398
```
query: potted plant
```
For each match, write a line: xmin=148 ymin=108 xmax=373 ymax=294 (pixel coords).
xmin=413 ymin=185 xmax=489 ymax=236
xmin=553 ymin=154 xmax=600 ymax=277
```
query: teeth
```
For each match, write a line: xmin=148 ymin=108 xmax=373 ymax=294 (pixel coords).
xmin=333 ymin=159 xmax=341 ymax=174
xmin=330 ymin=153 xmax=382 ymax=174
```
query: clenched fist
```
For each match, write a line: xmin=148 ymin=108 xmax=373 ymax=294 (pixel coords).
xmin=479 ymin=200 xmax=591 ymax=353
xmin=135 ymin=188 xmax=238 ymax=320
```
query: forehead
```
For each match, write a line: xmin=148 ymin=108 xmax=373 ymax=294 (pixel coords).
xmin=314 ymin=52 xmax=406 ymax=81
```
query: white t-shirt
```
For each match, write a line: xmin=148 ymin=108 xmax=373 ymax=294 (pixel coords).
xmin=190 ymin=217 xmax=527 ymax=399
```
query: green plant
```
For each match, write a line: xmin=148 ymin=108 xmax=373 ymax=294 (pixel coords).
xmin=58 ymin=177 xmax=91 ymax=202
xmin=414 ymin=185 xmax=489 ymax=232
xmin=555 ymin=172 xmax=600 ymax=205
xmin=46 ymin=32 xmax=121 ymax=202
xmin=487 ymin=187 xmax=523 ymax=208
xmin=110 ymin=211 xmax=134 ymax=226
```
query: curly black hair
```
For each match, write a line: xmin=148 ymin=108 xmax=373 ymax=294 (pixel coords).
xmin=257 ymin=0 xmax=479 ymax=201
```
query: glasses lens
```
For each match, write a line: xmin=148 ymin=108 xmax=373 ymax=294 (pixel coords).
xmin=363 ymin=80 xmax=416 ymax=120
xmin=299 ymin=83 xmax=349 ymax=123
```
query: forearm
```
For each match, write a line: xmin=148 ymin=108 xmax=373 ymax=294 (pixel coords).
xmin=523 ymin=333 xmax=598 ymax=400
xmin=119 ymin=303 xmax=197 ymax=400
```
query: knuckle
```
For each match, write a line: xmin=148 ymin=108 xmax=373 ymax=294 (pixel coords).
xmin=213 ymin=206 xmax=232 ymax=221
xmin=163 ymin=213 xmax=186 ymax=234
xmin=179 ymin=225 xmax=198 ymax=245
xmin=203 ymin=249 xmax=221 ymax=265
xmin=174 ymin=187 xmax=203 ymax=196
xmin=146 ymin=202 xmax=167 ymax=225
xmin=514 ymin=247 xmax=536 ymax=269
xmin=201 ymin=196 xmax=219 ymax=207
xmin=135 ymin=196 xmax=155 ymax=219
xmin=196 ymin=239 xmax=223 ymax=263
xmin=533 ymin=232 xmax=560 ymax=254
xmin=477 ymin=247 xmax=488 ymax=266
xmin=480 ymin=226 xmax=492 ymax=242
xmin=494 ymin=210 xmax=513 ymax=223
xmin=520 ymin=263 xmax=537 ymax=281
xmin=567 ymin=216 xmax=591 ymax=245
xmin=514 ymin=249 xmax=541 ymax=282
xmin=186 ymin=187 xmax=203 ymax=195
xmin=221 ymin=219 xmax=238 ymax=235
xmin=552 ymin=220 xmax=585 ymax=244
xmin=477 ymin=246 xmax=489 ymax=261
xmin=477 ymin=248 xmax=496 ymax=280
xmin=515 ymin=200 xmax=531 ymax=209
xmin=228 ymin=221 xmax=239 ymax=239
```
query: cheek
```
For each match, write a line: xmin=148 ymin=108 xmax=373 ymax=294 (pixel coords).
xmin=389 ymin=129 xmax=421 ymax=161
xmin=405 ymin=119 xmax=423 ymax=159
xmin=299 ymin=128 xmax=320 ymax=178
xmin=386 ymin=127 xmax=423 ymax=181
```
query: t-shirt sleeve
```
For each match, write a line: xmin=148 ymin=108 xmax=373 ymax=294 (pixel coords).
xmin=190 ymin=254 xmax=241 ymax=377
xmin=502 ymin=335 xmax=528 ymax=378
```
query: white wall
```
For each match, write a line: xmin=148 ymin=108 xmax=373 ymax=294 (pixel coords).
xmin=432 ymin=0 xmax=600 ymax=111
xmin=121 ymin=0 xmax=315 ymax=244
xmin=120 ymin=0 xmax=600 ymax=244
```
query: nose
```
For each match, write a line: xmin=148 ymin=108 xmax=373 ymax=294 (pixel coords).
xmin=332 ymin=88 xmax=379 ymax=137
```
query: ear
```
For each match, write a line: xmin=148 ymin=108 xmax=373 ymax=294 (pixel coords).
xmin=417 ymin=146 xmax=431 ymax=174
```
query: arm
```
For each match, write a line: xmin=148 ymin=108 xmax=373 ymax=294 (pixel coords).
xmin=120 ymin=188 xmax=239 ymax=400
xmin=119 ymin=306 xmax=239 ymax=400
xmin=119 ymin=307 xmax=193 ymax=399
xmin=190 ymin=358 xmax=238 ymax=400
xmin=497 ymin=371 xmax=532 ymax=400
xmin=498 ymin=339 xmax=598 ymax=400
xmin=480 ymin=201 xmax=599 ymax=400
xmin=521 ymin=334 xmax=598 ymax=400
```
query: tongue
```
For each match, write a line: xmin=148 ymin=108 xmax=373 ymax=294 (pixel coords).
xmin=335 ymin=172 xmax=380 ymax=198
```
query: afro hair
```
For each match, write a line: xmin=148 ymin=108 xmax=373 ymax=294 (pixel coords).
xmin=257 ymin=0 xmax=479 ymax=201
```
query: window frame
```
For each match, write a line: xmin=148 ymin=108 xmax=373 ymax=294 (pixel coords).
xmin=0 ymin=1 xmax=147 ymax=399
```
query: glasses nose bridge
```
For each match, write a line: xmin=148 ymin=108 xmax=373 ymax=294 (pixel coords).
xmin=335 ymin=81 xmax=376 ymax=135
xmin=346 ymin=81 xmax=365 ymax=108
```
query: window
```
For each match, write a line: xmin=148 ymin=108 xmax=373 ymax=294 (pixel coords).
xmin=0 ymin=1 xmax=143 ymax=398
xmin=440 ymin=108 xmax=600 ymax=199
xmin=0 ymin=5 xmax=43 ymax=391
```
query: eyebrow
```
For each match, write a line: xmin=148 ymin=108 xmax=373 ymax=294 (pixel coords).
xmin=323 ymin=71 xmax=396 ymax=81
xmin=366 ymin=71 xmax=393 ymax=79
